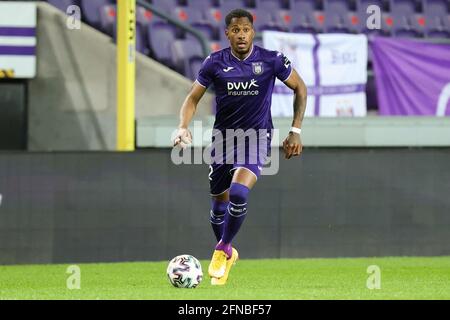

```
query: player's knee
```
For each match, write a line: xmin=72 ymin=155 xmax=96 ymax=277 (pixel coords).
xmin=228 ymin=183 xmax=250 ymax=216
xmin=210 ymin=199 xmax=227 ymax=223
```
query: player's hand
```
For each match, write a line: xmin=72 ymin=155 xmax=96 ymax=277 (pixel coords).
xmin=172 ymin=127 xmax=193 ymax=149
xmin=282 ymin=132 xmax=303 ymax=159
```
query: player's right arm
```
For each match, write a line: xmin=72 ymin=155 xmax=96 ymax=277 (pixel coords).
xmin=173 ymin=55 xmax=214 ymax=148
xmin=173 ymin=82 xmax=207 ymax=148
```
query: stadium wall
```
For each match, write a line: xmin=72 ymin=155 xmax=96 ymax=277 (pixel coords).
xmin=0 ymin=81 xmax=27 ymax=150
xmin=27 ymin=3 xmax=213 ymax=151
xmin=1 ymin=149 xmax=449 ymax=265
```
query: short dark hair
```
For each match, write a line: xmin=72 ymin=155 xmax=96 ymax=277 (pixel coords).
xmin=225 ymin=9 xmax=253 ymax=28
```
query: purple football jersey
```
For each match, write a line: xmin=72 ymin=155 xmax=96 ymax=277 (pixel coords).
xmin=196 ymin=45 xmax=293 ymax=132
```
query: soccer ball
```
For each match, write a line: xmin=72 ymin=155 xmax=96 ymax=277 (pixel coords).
xmin=167 ymin=254 xmax=203 ymax=288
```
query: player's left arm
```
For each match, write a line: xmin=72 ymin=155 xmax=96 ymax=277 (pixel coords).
xmin=282 ymin=68 xmax=307 ymax=159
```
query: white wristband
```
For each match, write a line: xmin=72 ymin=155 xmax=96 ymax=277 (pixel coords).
xmin=290 ymin=127 xmax=302 ymax=135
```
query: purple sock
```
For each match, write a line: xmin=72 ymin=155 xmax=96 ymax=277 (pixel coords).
xmin=210 ymin=200 xmax=228 ymax=242
xmin=220 ymin=183 xmax=250 ymax=248
xmin=215 ymin=240 xmax=232 ymax=258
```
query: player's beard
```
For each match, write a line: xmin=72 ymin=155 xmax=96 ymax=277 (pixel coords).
xmin=235 ymin=42 xmax=251 ymax=55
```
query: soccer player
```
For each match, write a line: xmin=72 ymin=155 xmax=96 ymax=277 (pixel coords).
xmin=173 ymin=9 xmax=307 ymax=285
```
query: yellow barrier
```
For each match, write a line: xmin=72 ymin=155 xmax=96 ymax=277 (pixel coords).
xmin=116 ymin=0 xmax=136 ymax=151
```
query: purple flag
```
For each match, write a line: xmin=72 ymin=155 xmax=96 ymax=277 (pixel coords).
xmin=370 ymin=37 xmax=450 ymax=116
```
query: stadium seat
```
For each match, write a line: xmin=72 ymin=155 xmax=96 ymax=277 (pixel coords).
xmin=324 ymin=0 xmax=358 ymax=33
xmin=172 ymin=39 xmax=204 ymax=79
xmin=250 ymin=9 xmax=285 ymax=32
xmin=47 ymin=0 xmax=80 ymax=12
xmin=148 ymin=22 xmax=178 ymax=69
xmin=80 ymin=0 xmax=114 ymax=29
xmin=100 ymin=4 xmax=116 ymax=37
xmin=218 ymin=0 xmax=250 ymax=12
xmin=174 ymin=6 xmax=206 ymax=24
xmin=187 ymin=0 xmax=216 ymax=8
xmin=190 ymin=57 xmax=205 ymax=80
xmin=254 ymin=0 xmax=283 ymax=10
xmin=151 ymin=0 xmax=180 ymax=13
xmin=277 ymin=9 xmax=295 ymax=31
xmin=390 ymin=0 xmax=426 ymax=37
xmin=205 ymin=7 xmax=226 ymax=31
xmin=136 ymin=6 xmax=160 ymax=55
xmin=291 ymin=0 xmax=325 ymax=33
xmin=191 ymin=22 xmax=217 ymax=40
xmin=137 ymin=5 xmax=162 ymax=27
xmin=172 ymin=7 xmax=219 ymax=39
xmin=135 ymin=24 xmax=149 ymax=55
xmin=423 ymin=0 xmax=450 ymax=38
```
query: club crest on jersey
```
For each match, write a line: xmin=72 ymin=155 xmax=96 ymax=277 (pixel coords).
xmin=252 ymin=62 xmax=264 ymax=75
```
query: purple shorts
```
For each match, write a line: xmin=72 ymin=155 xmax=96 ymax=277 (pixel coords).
xmin=208 ymin=130 xmax=272 ymax=196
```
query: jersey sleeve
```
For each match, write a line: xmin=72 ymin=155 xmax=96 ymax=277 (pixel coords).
xmin=274 ymin=52 xmax=293 ymax=82
xmin=196 ymin=55 xmax=214 ymax=88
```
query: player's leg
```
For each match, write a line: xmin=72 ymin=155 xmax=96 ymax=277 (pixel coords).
xmin=209 ymin=167 xmax=257 ymax=279
xmin=209 ymin=167 xmax=257 ymax=283
xmin=210 ymin=191 xmax=229 ymax=242
xmin=216 ymin=167 xmax=256 ymax=255
xmin=209 ymin=164 xmax=232 ymax=242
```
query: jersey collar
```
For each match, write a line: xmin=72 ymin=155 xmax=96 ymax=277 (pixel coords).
xmin=230 ymin=44 xmax=254 ymax=62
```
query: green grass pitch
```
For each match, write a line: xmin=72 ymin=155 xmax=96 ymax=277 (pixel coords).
xmin=1 ymin=256 xmax=450 ymax=300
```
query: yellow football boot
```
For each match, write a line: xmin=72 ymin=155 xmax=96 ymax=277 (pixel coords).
xmin=211 ymin=248 xmax=239 ymax=286
xmin=208 ymin=249 xmax=228 ymax=278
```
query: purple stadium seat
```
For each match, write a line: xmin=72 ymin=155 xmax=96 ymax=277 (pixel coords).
xmin=172 ymin=38 xmax=204 ymax=78
xmin=390 ymin=0 xmax=425 ymax=37
xmin=423 ymin=0 xmax=450 ymax=37
xmin=148 ymin=22 xmax=178 ymax=68
xmin=137 ymin=6 xmax=162 ymax=27
xmin=173 ymin=7 xmax=219 ymax=39
xmin=81 ymin=0 xmax=114 ymax=29
xmin=174 ymin=6 xmax=206 ymax=24
xmin=100 ymin=4 xmax=116 ymax=36
xmin=187 ymin=0 xmax=215 ymax=8
xmin=189 ymin=57 xmax=205 ymax=80
xmin=276 ymin=9 xmax=295 ymax=31
xmin=151 ymin=0 xmax=180 ymax=13
xmin=135 ymin=24 xmax=149 ymax=55
xmin=188 ymin=0 xmax=221 ymax=35
xmin=205 ymin=7 xmax=226 ymax=31
xmin=218 ymin=0 xmax=250 ymax=12
xmin=324 ymin=0 xmax=358 ymax=33
xmin=250 ymin=9 xmax=285 ymax=32
xmin=191 ymin=23 xmax=217 ymax=40
xmin=136 ymin=6 xmax=161 ymax=55
xmin=254 ymin=0 xmax=283 ymax=10
xmin=291 ymin=0 xmax=325 ymax=33
xmin=47 ymin=0 xmax=80 ymax=12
